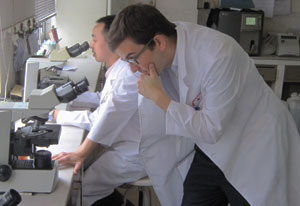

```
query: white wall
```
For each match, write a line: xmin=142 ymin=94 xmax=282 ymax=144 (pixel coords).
xmin=264 ymin=0 xmax=300 ymax=35
xmin=156 ymin=0 xmax=198 ymax=23
xmin=109 ymin=0 xmax=154 ymax=15
xmin=0 ymin=0 xmax=35 ymax=30
xmin=0 ymin=27 xmax=14 ymax=98
xmin=55 ymin=0 xmax=107 ymax=50
xmin=55 ymin=0 xmax=154 ymax=51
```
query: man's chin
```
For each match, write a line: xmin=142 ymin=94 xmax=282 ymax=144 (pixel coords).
xmin=93 ymin=56 xmax=101 ymax=62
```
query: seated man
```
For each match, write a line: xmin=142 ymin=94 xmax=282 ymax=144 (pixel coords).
xmin=52 ymin=15 xmax=146 ymax=206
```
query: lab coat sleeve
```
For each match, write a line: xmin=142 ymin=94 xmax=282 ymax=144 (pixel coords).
xmin=56 ymin=110 xmax=94 ymax=131
xmin=68 ymin=91 xmax=102 ymax=109
xmin=166 ymin=55 xmax=243 ymax=144
xmin=55 ymin=91 xmax=102 ymax=131
xmin=87 ymin=71 xmax=139 ymax=146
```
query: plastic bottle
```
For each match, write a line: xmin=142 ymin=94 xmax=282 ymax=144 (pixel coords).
xmin=287 ymin=92 xmax=300 ymax=133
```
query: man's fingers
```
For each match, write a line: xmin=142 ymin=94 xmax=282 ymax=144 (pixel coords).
xmin=149 ymin=64 xmax=158 ymax=76
xmin=57 ymin=155 xmax=72 ymax=164
xmin=74 ymin=162 xmax=82 ymax=175
xmin=52 ymin=152 xmax=67 ymax=160
xmin=137 ymin=74 xmax=145 ymax=94
xmin=52 ymin=152 xmax=75 ymax=166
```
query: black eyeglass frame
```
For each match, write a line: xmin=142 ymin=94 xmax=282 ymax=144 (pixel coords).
xmin=123 ymin=37 xmax=154 ymax=65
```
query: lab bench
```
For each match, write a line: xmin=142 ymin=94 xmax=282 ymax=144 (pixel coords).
xmin=252 ymin=56 xmax=300 ymax=100
xmin=17 ymin=55 xmax=104 ymax=205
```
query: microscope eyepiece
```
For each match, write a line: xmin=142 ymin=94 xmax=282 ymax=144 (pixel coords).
xmin=0 ymin=189 xmax=22 ymax=206
xmin=67 ymin=41 xmax=90 ymax=57
xmin=0 ymin=165 xmax=12 ymax=182
xmin=55 ymin=77 xmax=89 ymax=103
xmin=73 ymin=77 xmax=89 ymax=94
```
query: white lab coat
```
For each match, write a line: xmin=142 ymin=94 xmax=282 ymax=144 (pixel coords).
xmin=57 ymin=58 xmax=195 ymax=206
xmin=164 ymin=22 xmax=300 ymax=205
xmin=138 ymin=97 xmax=195 ymax=206
xmin=57 ymin=59 xmax=147 ymax=206
xmin=56 ymin=91 xmax=102 ymax=130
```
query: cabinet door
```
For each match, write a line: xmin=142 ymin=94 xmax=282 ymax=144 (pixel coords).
xmin=256 ymin=64 xmax=277 ymax=89
xmin=284 ymin=66 xmax=300 ymax=83
xmin=282 ymin=65 xmax=300 ymax=100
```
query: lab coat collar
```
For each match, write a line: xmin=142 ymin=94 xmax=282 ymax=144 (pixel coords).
xmin=171 ymin=45 xmax=178 ymax=67
xmin=175 ymin=23 xmax=189 ymax=104
xmin=106 ymin=58 xmax=122 ymax=80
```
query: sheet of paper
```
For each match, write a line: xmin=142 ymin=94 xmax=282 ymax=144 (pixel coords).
xmin=62 ymin=65 xmax=77 ymax=71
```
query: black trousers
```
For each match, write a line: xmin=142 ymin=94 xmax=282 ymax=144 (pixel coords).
xmin=181 ymin=145 xmax=250 ymax=206
xmin=91 ymin=189 xmax=134 ymax=206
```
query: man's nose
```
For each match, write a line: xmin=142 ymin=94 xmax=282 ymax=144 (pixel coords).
xmin=129 ymin=63 xmax=140 ymax=73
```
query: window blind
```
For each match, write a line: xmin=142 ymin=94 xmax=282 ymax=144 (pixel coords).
xmin=35 ymin=0 xmax=56 ymax=22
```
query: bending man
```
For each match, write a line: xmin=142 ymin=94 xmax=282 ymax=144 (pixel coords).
xmin=108 ymin=4 xmax=300 ymax=206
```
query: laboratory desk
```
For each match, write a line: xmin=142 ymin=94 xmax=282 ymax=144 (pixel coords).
xmin=252 ymin=56 xmax=300 ymax=99
xmin=20 ymin=125 xmax=85 ymax=206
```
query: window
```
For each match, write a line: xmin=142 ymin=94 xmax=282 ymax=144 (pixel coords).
xmin=35 ymin=0 xmax=56 ymax=22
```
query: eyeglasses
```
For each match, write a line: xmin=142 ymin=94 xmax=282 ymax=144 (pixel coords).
xmin=123 ymin=38 xmax=153 ymax=65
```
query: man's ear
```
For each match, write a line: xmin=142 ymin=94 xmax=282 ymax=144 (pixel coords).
xmin=153 ymin=34 xmax=167 ymax=51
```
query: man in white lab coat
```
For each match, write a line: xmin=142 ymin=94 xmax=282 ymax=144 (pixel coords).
xmin=52 ymin=16 xmax=147 ymax=206
xmin=108 ymin=4 xmax=300 ymax=206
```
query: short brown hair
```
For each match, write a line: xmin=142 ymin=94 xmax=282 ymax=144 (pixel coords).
xmin=108 ymin=3 xmax=176 ymax=51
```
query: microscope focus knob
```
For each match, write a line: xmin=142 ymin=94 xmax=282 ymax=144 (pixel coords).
xmin=0 ymin=165 xmax=12 ymax=182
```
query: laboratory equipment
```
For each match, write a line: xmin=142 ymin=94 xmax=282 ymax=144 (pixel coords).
xmin=0 ymin=78 xmax=89 ymax=193
xmin=276 ymin=34 xmax=300 ymax=57
xmin=203 ymin=8 xmax=264 ymax=56
xmin=23 ymin=41 xmax=90 ymax=102
xmin=49 ymin=41 xmax=89 ymax=62
xmin=0 ymin=189 xmax=22 ymax=206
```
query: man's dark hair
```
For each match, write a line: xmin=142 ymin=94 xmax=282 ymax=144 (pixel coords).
xmin=96 ymin=15 xmax=116 ymax=34
xmin=108 ymin=4 xmax=176 ymax=51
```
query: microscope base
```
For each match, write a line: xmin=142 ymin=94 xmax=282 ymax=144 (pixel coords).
xmin=0 ymin=161 xmax=58 ymax=193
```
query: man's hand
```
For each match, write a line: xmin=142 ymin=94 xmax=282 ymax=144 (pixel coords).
xmin=52 ymin=138 xmax=97 ymax=174
xmin=52 ymin=152 xmax=83 ymax=175
xmin=52 ymin=109 xmax=59 ymax=121
xmin=137 ymin=64 xmax=171 ymax=112
xmin=137 ymin=64 xmax=163 ymax=101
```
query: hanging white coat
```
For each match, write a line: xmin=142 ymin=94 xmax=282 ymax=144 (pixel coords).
xmin=164 ymin=22 xmax=300 ymax=206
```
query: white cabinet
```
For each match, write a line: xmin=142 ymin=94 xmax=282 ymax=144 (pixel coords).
xmin=252 ymin=56 xmax=300 ymax=100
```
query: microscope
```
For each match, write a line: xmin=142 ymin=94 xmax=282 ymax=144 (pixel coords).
xmin=23 ymin=41 xmax=90 ymax=102
xmin=49 ymin=41 xmax=90 ymax=62
xmin=0 ymin=77 xmax=89 ymax=193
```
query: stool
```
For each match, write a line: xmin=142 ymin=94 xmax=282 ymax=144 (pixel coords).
xmin=121 ymin=176 xmax=152 ymax=206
